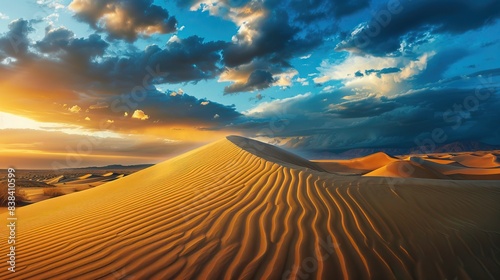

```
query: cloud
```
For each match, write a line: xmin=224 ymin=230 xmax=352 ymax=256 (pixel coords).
xmin=287 ymin=0 xmax=370 ymax=19
xmin=68 ymin=105 xmax=82 ymax=113
xmin=365 ymin=67 xmax=401 ymax=78
xmin=296 ymin=77 xmax=309 ymax=86
xmin=132 ymin=109 xmax=149 ymax=120
xmin=0 ymin=19 xmax=34 ymax=60
xmin=224 ymin=69 xmax=275 ymax=94
xmin=223 ymin=10 xmax=321 ymax=68
xmin=328 ymin=96 xmax=399 ymax=118
xmin=34 ymin=29 xmax=226 ymax=92
xmin=36 ymin=26 xmax=109 ymax=64
xmin=0 ymin=20 xmax=241 ymax=137
xmin=315 ymin=52 xmax=433 ymax=94
xmin=200 ymin=101 xmax=210 ymax=106
xmin=237 ymin=85 xmax=500 ymax=153
xmin=336 ymin=0 xmax=500 ymax=56
xmin=180 ymin=1 xmax=337 ymax=93
xmin=0 ymin=13 xmax=10 ymax=20
xmin=69 ymin=0 xmax=178 ymax=41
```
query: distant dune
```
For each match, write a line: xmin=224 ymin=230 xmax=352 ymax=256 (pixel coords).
xmin=1 ymin=136 xmax=499 ymax=279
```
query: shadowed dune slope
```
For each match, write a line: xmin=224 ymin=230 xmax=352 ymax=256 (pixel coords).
xmin=1 ymin=136 xmax=500 ymax=279
xmin=227 ymin=136 xmax=325 ymax=172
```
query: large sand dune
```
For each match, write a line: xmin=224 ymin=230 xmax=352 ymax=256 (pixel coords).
xmin=1 ymin=136 xmax=500 ymax=279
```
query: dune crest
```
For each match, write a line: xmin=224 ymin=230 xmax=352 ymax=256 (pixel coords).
xmin=363 ymin=160 xmax=448 ymax=179
xmin=1 ymin=137 xmax=500 ymax=279
xmin=314 ymin=152 xmax=397 ymax=174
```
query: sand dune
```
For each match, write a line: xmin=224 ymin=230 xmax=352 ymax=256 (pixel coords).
xmin=314 ymin=152 xmax=397 ymax=174
xmin=363 ymin=160 xmax=449 ymax=179
xmin=450 ymin=154 xmax=500 ymax=168
xmin=77 ymin=173 xmax=99 ymax=180
xmin=44 ymin=175 xmax=67 ymax=184
xmin=1 ymin=136 xmax=500 ymax=279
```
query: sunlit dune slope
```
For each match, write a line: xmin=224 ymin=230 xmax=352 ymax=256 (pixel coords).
xmin=1 ymin=136 xmax=500 ymax=279
xmin=450 ymin=154 xmax=500 ymax=168
xmin=363 ymin=160 xmax=449 ymax=179
xmin=314 ymin=152 xmax=397 ymax=174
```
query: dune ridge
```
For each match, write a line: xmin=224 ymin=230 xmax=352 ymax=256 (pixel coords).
xmin=314 ymin=152 xmax=397 ymax=174
xmin=1 ymin=136 xmax=500 ymax=279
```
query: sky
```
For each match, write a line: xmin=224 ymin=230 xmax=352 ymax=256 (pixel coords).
xmin=0 ymin=0 xmax=499 ymax=168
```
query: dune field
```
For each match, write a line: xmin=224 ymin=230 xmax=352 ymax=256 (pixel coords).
xmin=1 ymin=136 xmax=500 ymax=279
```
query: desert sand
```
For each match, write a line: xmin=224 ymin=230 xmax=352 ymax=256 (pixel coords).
xmin=1 ymin=136 xmax=500 ymax=279
xmin=314 ymin=151 xmax=500 ymax=180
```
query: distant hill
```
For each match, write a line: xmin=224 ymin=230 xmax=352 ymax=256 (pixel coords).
xmin=60 ymin=164 xmax=154 ymax=171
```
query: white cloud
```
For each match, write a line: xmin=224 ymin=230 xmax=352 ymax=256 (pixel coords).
xmin=68 ymin=105 xmax=81 ymax=113
xmin=213 ymin=114 xmax=220 ymax=119
xmin=0 ymin=13 xmax=10 ymax=20
xmin=167 ymin=35 xmax=181 ymax=44
xmin=170 ymin=88 xmax=184 ymax=97
xmin=244 ymin=93 xmax=311 ymax=116
xmin=321 ymin=85 xmax=335 ymax=93
xmin=315 ymin=55 xmax=399 ymax=84
xmin=296 ymin=77 xmax=309 ymax=86
xmin=85 ymin=117 xmax=91 ymax=121
xmin=132 ymin=110 xmax=149 ymax=120
xmin=299 ymin=54 xmax=312 ymax=60
xmin=273 ymin=69 xmax=299 ymax=88
xmin=314 ymin=52 xmax=435 ymax=96
xmin=397 ymin=52 xmax=435 ymax=81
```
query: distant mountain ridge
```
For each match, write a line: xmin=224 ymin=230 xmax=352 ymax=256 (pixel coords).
xmin=60 ymin=164 xmax=154 ymax=171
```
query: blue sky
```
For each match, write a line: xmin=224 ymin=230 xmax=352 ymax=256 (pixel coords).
xmin=0 ymin=0 xmax=499 ymax=167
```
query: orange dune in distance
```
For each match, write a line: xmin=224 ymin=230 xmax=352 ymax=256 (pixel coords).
xmin=1 ymin=136 xmax=500 ymax=279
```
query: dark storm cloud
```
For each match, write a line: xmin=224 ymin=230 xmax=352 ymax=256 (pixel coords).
xmin=337 ymin=0 xmax=500 ymax=55
xmin=224 ymin=70 xmax=276 ymax=94
xmin=33 ymin=29 xmax=226 ymax=91
xmin=414 ymin=48 xmax=469 ymax=84
xmin=36 ymin=27 xmax=109 ymax=64
xmin=236 ymin=86 xmax=500 ymax=151
xmin=328 ymin=96 xmax=399 ymax=118
xmin=175 ymin=0 xmax=370 ymax=93
xmin=286 ymin=0 xmax=370 ymax=20
xmin=123 ymin=90 xmax=242 ymax=125
xmin=69 ymin=0 xmax=177 ymax=42
xmin=92 ymin=36 xmax=227 ymax=90
xmin=223 ymin=10 xmax=309 ymax=67
xmin=0 ymin=19 xmax=34 ymax=59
